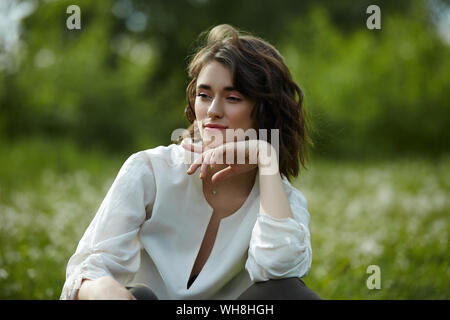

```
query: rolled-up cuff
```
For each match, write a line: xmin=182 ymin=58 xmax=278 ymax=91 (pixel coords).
xmin=60 ymin=255 xmax=112 ymax=300
xmin=245 ymin=213 xmax=312 ymax=282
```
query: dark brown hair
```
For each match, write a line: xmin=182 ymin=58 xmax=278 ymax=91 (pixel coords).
xmin=183 ymin=24 xmax=312 ymax=182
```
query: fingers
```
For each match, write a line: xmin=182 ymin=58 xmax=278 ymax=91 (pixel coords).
xmin=186 ymin=149 xmax=214 ymax=177
xmin=181 ymin=142 xmax=203 ymax=153
xmin=183 ymin=140 xmax=250 ymax=179
xmin=200 ymin=151 xmax=214 ymax=179
xmin=210 ymin=149 xmax=217 ymax=169
xmin=186 ymin=153 xmax=203 ymax=175
xmin=182 ymin=141 xmax=213 ymax=177
xmin=211 ymin=166 xmax=236 ymax=184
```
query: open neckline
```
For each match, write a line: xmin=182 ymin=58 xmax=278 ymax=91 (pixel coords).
xmin=201 ymin=170 xmax=258 ymax=221
xmin=186 ymin=170 xmax=259 ymax=290
xmin=187 ymin=274 xmax=198 ymax=289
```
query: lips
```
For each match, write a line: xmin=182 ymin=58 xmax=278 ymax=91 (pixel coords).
xmin=203 ymin=123 xmax=228 ymax=129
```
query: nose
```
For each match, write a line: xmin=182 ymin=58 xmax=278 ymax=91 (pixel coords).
xmin=207 ymin=97 xmax=224 ymax=119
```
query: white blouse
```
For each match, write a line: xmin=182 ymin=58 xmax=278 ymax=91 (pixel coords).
xmin=60 ymin=143 xmax=312 ymax=300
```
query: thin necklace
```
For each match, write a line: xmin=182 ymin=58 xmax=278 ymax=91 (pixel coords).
xmin=204 ymin=178 xmax=217 ymax=195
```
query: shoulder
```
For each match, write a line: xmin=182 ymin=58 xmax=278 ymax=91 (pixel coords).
xmin=123 ymin=143 xmax=185 ymax=169
xmin=118 ymin=144 xmax=184 ymax=184
xmin=139 ymin=143 xmax=186 ymax=167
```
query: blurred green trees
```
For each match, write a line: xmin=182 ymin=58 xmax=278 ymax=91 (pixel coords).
xmin=284 ymin=3 xmax=450 ymax=159
xmin=0 ymin=0 xmax=449 ymax=158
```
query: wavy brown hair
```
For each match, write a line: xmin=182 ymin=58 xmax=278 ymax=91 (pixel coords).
xmin=182 ymin=24 xmax=312 ymax=182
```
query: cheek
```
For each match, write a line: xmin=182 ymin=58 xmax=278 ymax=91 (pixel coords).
xmin=227 ymin=108 xmax=253 ymax=128
xmin=194 ymin=101 xmax=207 ymax=120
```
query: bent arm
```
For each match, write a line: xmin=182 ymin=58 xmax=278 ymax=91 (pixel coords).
xmin=60 ymin=151 xmax=156 ymax=300
xmin=245 ymin=142 xmax=312 ymax=282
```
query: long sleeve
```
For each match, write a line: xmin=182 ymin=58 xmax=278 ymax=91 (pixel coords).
xmin=245 ymin=187 xmax=312 ymax=282
xmin=60 ymin=151 xmax=156 ymax=300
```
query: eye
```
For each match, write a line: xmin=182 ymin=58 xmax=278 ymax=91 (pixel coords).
xmin=227 ymin=95 xmax=242 ymax=102
xmin=196 ymin=93 xmax=211 ymax=100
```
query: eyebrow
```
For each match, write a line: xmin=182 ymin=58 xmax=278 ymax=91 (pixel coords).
xmin=196 ymin=84 xmax=237 ymax=92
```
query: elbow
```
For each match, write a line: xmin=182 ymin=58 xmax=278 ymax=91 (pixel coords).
xmin=262 ymin=245 xmax=312 ymax=278
xmin=247 ymin=214 xmax=313 ymax=281
xmin=246 ymin=243 xmax=312 ymax=281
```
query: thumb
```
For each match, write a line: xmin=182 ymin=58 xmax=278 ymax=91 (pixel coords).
xmin=211 ymin=166 xmax=236 ymax=184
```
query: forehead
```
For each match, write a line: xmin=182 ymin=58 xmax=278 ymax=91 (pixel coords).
xmin=197 ymin=60 xmax=233 ymax=88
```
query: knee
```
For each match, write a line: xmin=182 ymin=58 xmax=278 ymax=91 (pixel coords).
xmin=127 ymin=283 xmax=159 ymax=300
xmin=238 ymin=277 xmax=321 ymax=300
xmin=280 ymin=278 xmax=321 ymax=300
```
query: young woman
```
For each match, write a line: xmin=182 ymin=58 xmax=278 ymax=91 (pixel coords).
xmin=60 ymin=24 xmax=320 ymax=300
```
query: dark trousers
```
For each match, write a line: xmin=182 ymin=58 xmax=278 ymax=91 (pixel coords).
xmin=127 ymin=278 xmax=321 ymax=300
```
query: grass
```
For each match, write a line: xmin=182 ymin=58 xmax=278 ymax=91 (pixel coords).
xmin=296 ymin=156 xmax=450 ymax=299
xmin=0 ymin=138 xmax=123 ymax=299
xmin=0 ymin=139 xmax=448 ymax=299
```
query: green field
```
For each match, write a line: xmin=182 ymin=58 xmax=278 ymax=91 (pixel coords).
xmin=0 ymin=140 xmax=448 ymax=299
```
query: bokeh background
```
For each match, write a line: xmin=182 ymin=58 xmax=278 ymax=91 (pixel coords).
xmin=0 ymin=0 xmax=449 ymax=299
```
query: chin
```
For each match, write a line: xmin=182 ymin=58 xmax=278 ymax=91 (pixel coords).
xmin=202 ymin=132 xmax=225 ymax=144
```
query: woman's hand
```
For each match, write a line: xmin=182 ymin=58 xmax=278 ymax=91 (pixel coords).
xmin=76 ymin=276 xmax=136 ymax=300
xmin=181 ymin=139 xmax=276 ymax=183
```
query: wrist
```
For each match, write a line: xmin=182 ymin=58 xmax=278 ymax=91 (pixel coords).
xmin=257 ymin=140 xmax=279 ymax=175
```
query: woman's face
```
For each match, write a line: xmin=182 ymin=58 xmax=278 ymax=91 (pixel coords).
xmin=194 ymin=60 xmax=255 ymax=145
